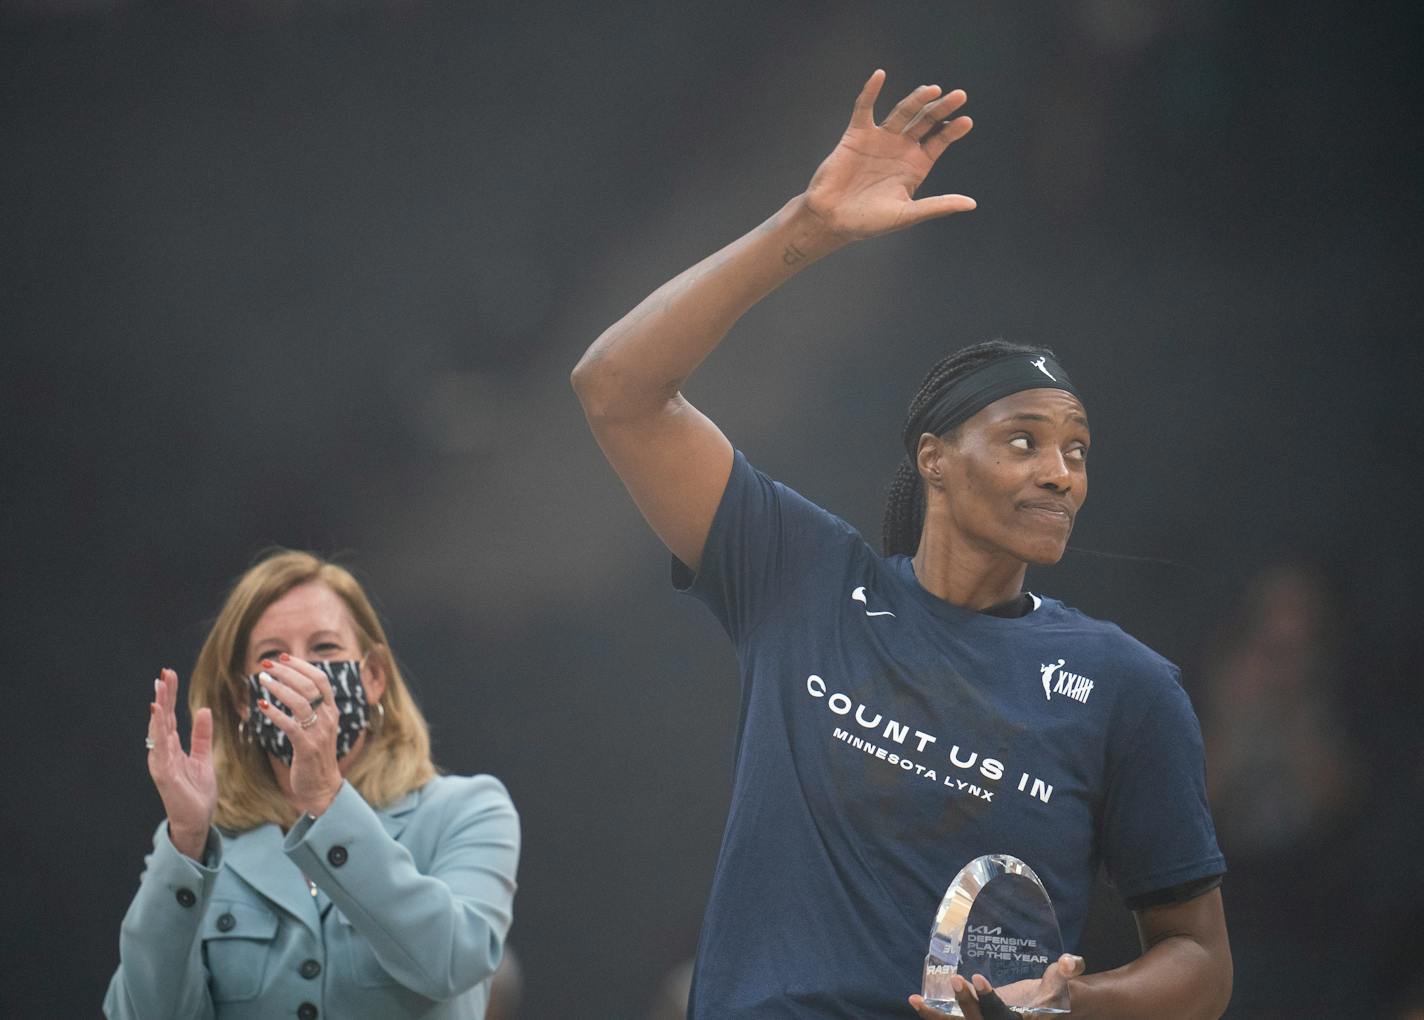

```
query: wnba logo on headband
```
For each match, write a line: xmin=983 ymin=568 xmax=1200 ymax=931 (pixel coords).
xmin=906 ymin=354 xmax=1078 ymax=456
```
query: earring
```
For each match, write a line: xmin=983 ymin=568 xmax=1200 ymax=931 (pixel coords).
xmin=237 ymin=717 xmax=254 ymax=745
xmin=371 ymin=702 xmax=385 ymax=733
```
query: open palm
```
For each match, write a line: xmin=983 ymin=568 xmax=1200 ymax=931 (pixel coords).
xmin=804 ymin=70 xmax=976 ymax=240
xmin=910 ymin=954 xmax=1084 ymax=1019
xmin=147 ymin=667 xmax=217 ymax=855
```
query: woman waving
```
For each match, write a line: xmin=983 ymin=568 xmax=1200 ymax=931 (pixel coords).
xmin=573 ymin=71 xmax=1229 ymax=1020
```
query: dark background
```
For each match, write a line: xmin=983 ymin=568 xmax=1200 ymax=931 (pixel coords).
xmin=4 ymin=1 xmax=1421 ymax=1016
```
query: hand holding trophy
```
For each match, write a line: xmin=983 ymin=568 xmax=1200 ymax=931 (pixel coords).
xmin=918 ymin=855 xmax=1082 ymax=1017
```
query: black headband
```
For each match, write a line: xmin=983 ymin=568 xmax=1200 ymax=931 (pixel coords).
xmin=905 ymin=354 xmax=1079 ymax=457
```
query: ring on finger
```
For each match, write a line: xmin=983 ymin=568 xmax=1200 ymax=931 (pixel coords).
xmin=145 ymin=737 xmax=156 ymax=749
xmin=308 ymin=693 xmax=325 ymax=710
xmin=300 ymin=712 xmax=319 ymax=730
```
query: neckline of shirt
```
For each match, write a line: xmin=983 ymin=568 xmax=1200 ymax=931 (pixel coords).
xmin=888 ymin=555 xmax=1053 ymax=627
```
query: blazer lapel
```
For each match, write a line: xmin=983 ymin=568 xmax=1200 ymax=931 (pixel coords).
xmin=377 ymin=786 xmax=422 ymax=842
xmin=222 ymin=824 xmax=321 ymax=936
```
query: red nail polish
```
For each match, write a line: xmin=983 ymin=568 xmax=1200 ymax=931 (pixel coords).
xmin=261 ymin=659 xmax=274 ymax=669
xmin=278 ymin=653 xmax=290 ymax=663
xmin=258 ymin=698 xmax=270 ymax=710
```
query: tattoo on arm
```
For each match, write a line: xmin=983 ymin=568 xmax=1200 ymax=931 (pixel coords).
xmin=782 ymin=242 xmax=807 ymax=266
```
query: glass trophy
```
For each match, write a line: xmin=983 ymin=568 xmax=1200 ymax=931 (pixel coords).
xmin=921 ymin=854 xmax=1069 ymax=1016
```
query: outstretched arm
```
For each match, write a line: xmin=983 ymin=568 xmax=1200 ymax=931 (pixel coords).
xmin=571 ymin=70 xmax=975 ymax=570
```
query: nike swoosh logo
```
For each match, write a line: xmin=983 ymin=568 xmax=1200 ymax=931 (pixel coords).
xmin=852 ymin=586 xmax=896 ymax=618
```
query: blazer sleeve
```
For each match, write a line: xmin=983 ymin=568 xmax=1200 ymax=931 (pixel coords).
xmin=103 ymin=822 xmax=221 ymax=1020
xmin=284 ymin=775 xmax=520 ymax=1002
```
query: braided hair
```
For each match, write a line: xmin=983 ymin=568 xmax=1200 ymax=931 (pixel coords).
xmin=881 ymin=339 xmax=1060 ymax=557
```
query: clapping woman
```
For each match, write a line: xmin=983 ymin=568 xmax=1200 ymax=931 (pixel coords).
xmin=105 ymin=550 xmax=519 ymax=1020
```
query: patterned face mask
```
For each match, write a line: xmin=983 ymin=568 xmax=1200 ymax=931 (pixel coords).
xmin=242 ymin=659 xmax=370 ymax=766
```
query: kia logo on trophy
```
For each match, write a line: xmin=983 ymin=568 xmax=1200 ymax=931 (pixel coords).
xmin=921 ymin=854 xmax=1069 ymax=1016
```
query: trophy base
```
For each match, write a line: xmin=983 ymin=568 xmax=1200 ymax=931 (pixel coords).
xmin=921 ymin=999 xmax=1069 ymax=1017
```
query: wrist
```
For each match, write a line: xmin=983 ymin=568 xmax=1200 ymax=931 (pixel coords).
xmin=780 ymin=193 xmax=853 ymax=261
xmin=301 ymin=782 xmax=342 ymax=820
xmin=168 ymin=824 xmax=210 ymax=861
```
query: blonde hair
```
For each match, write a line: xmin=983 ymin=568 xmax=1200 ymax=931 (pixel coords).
xmin=191 ymin=549 xmax=438 ymax=832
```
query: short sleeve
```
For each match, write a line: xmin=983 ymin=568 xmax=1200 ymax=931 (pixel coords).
xmin=673 ymin=450 xmax=857 ymax=645
xmin=1099 ymin=672 xmax=1226 ymax=901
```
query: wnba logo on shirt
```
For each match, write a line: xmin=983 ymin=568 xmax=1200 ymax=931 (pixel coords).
xmin=1039 ymin=658 xmax=1094 ymax=704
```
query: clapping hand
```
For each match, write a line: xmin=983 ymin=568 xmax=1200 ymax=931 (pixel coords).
xmin=803 ymin=69 xmax=976 ymax=243
xmin=147 ymin=668 xmax=217 ymax=861
xmin=254 ymin=654 xmax=345 ymax=817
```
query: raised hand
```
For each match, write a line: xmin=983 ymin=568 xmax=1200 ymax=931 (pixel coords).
xmin=254 ymin=654 xmax=344 ymax=817
xmin=147 ymin=667 xmax=217 ymax=860
xmin=804 ymin=69 xmax=976 ymax=242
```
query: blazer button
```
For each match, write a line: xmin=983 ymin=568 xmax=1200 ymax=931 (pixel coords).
xmin=297 ymin=1003 xmax=318 ymax=1020
xmin=326 ymin=845 xmax=348 ymax=867
xmin=300 ymin=959 xmax=322 ymax=979
xmin=216 ymin=912 xmax=236 ymax=932
xmin=175 ymin=888 xmax=197 ymax=908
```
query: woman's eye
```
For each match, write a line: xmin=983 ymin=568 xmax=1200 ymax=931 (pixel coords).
xmin=312 ymin=643 xmax=342 ymax=655
xmin=1009 ymin=436 xmax=1032 ymax=450
xmin=1067 ymin=446 xmax=1088 ymax=462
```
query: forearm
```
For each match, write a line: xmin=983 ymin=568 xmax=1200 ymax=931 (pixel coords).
xmin=1069 ymin=932 xmax=1231 ymax=1020
xmin=571 ymin=193 xmax=845 ymax=420
xmin=285 ymin=780 xmax=519 ymax=1001
xmin=104 ymin=824 xmax=219 ymax=1020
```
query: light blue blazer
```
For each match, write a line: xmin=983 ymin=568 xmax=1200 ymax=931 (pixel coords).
xmin=105 ymin=774 xmax=519 ymax=1020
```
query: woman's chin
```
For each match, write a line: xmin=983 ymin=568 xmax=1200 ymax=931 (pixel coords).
xmin=1020 ymin=539 xmax=1069 ymax=567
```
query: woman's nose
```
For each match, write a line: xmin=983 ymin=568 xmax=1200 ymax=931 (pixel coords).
xmin=1037 ymin=450 xmax=1072 ymax=491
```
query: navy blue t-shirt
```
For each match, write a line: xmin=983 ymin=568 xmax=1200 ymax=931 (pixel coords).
xmin=674 ymin=452 xmax=1224 ymax=1020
